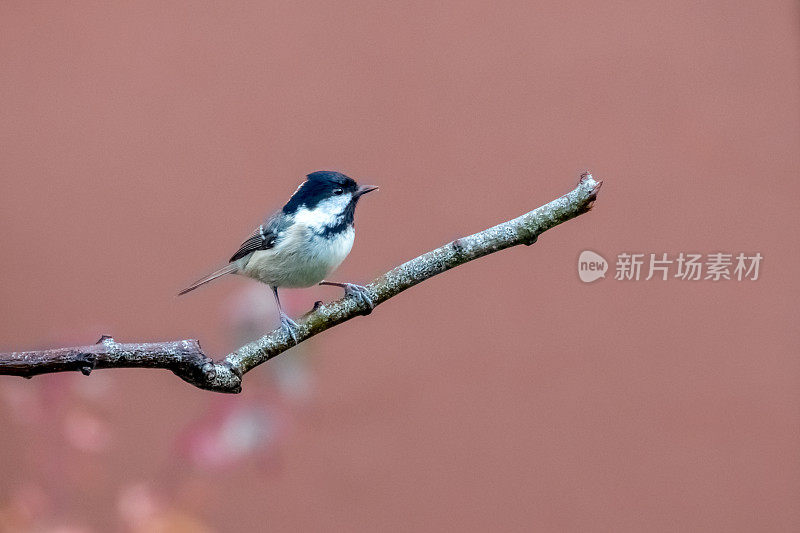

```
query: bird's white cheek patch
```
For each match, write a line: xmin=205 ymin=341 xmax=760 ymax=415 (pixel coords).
xmin=293 ymin=194 xmax=352 ymax=230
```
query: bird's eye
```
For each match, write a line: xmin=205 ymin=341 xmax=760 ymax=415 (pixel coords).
xmin=333 ymin=188 xmax=343 ymax=195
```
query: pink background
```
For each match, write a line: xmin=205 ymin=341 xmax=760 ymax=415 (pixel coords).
xmin=1 ymin=1 xmax=798 ymax=531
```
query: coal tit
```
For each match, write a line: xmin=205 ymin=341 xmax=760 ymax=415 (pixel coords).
xmin=179 ymin=171 xmax=379 ymax=342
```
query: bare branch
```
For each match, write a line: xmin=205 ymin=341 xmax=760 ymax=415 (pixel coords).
xmin=0 ymin=173 xmax=602 ymax=393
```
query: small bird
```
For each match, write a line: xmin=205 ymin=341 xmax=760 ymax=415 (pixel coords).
xmin=179 ymin=171 xmax=378 ymax=342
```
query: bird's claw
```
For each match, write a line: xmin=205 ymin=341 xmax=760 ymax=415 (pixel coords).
xmin=343 ymin=283 xmax=374 ymax=315
xmin=279 ymin=313 xmax=300 ymax=344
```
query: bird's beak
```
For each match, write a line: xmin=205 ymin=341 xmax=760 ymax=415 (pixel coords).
xmin=355 ymin=184 xmax=379 ymax=197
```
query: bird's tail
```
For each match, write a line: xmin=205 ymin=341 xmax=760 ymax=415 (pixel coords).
xmin=178 ymin=264 xmax=238 ymax=296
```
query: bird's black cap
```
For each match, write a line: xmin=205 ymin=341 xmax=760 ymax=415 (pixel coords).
xmin=283 ymin=171 xmax=359 ymax=214
xmin=306 ymin=170 xmax=357 ymax=187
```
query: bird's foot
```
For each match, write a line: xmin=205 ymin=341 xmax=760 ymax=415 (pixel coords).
xmin=279 ymin=312 xmax=300 ymax=344
xmin=342 ymin=283 xmax=374 ymax=315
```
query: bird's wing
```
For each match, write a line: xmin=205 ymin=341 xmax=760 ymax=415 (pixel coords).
xmin=229 ymin=217 xmax=280 ymax=263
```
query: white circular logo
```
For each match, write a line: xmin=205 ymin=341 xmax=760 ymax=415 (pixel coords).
xmin=578 ymin=250 xmax=608 ymax=282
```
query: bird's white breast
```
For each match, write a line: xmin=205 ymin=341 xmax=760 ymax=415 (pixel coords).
xmin=240 ymin=224 xmax=355 ymax=288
